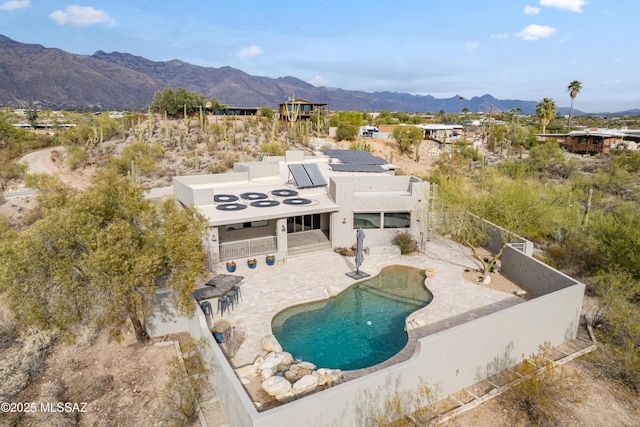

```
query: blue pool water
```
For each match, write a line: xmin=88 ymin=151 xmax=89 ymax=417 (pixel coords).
xmin=271 ymin=265 xmax=433 ymax=371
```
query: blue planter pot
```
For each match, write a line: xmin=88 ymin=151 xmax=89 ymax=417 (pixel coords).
xmin=226 ymin=264 xmax=236 ymax=273
xmin=248 ymin=262 xmax=257 ymax=269
xmin=213 ymin=332 xmax=224 ymax=343
xmin=266 ymin=257 xmax=276 ymax=266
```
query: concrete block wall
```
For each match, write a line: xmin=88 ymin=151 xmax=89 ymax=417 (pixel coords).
xmin=501 ymin=244 xmax=579 ymax=296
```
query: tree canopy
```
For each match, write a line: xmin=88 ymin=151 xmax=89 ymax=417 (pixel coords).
xmin=392 ymin=126 xmax=423 ymax=155
xmin=150 ymin=87 xmax=211 ymax=116
xmin=0 ymin=170 xmax=206 ymax=344
xmin=535 ymin=98 xmax=557 ymax=134
xmin=567 ymin=80 xmax=583 ymax=131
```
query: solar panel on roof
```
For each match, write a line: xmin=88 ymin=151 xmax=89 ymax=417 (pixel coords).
xmin=323 ymin=150 xmax=387 ymax=165
xmin=303 ymin=163 xmax=327 ymax=187
xmin=288 ymin=164 xmax=313 ymax=188
xmin=329 ymin=164 xmax=386 ymax=172
xmin=288 ymin=163 xmax=329 ymax=188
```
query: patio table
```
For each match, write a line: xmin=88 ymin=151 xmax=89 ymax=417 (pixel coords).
xmin=192 ymin=274 xmax=244 ymax=302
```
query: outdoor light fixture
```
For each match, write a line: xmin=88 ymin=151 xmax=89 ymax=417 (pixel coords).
xmin=281 ymin=225 xmax=286 ymax=232
xmin=211 ymin=235 xmax=217 ymax=241
xmin=342 ymin=218 xmax=347 ymax=224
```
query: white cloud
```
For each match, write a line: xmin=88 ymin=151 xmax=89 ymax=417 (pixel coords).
xmin=49 ymin=5 xmax=116 ymax=27
xmin=516 ymin=24 xmax=557 ymax=40
xmin=465 ymin=42 xmax=479 ymax=50
xmin=236 ymin=45 xmax=263 ymax=58
xmin=490 ymin=33 xmax=509 ymax=39
xmin=308 ymin=75 xmax=328 ymax=86
xmin=539 ymin=0 xmax=588 ymax=13
xmin=0 ymin=0 xmax=30 ymax=11
xmin=524 ymin=5 xmax=541 ymax=14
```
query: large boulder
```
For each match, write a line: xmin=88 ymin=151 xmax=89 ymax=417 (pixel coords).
xmin=261 ymin=376 xmax=292 ymax=397
xmin=261 ymin=335 xmax=282 ymax=353
xmin=284 ymin=366 xmax=313 ymax=382
xmin=291 ymin=375 xmax=318 ymax=396
xmin=235 ymin=365 xmax=257 ymax=378
xmin=317 ymin=373 xmax=334 ymax=387
xmin=296 ymin=361 xmax=317 ymax=371
xmin=258 ymin=352 xmax=294 ymax=379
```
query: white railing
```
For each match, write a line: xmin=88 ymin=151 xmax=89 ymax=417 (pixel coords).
xmin=219 ymin=236 xmax=277 ymax=261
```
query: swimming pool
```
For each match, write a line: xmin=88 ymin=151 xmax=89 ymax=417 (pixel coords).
xmin=271 ymin=265 xmax=433 ymax=371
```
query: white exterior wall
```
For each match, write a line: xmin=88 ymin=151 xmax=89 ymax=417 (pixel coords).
xmin=330 ymin=176 xmax=430 ymax=248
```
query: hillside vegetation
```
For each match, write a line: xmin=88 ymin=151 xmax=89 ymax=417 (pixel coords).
xmin=0 ymin=108 xmax=639 ymax=426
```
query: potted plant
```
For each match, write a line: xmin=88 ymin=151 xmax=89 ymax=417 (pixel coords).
xmin=226 ymin=260 xmax=236 ymax=273
xmin=247 ymin=258 xmax=257 ymax=269
xmin=265 ymin=254 xmax=276 ymax=266
xmin=212 ymin=318 xmax=231 ymax=343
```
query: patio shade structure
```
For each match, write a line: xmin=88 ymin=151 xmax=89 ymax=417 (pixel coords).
xmin=347 ymin=228 xmax=370 ymax=280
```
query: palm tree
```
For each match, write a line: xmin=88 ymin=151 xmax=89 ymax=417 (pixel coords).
xmin=536 ymin=98 xmax=556 ymax=135
xmin=567 ymin=80 xmax=582 ymax=132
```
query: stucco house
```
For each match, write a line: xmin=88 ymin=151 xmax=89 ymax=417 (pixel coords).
xmin=277 ymin=98 xmax=329 ymax=121
xmin=173 ymin=150 xmax=432 ymax=269
xmin=538 ymin=128 xmax=640 ymax=154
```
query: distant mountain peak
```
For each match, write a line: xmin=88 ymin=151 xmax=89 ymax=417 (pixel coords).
xmin=0 ymin=34 xmax=605 ymax=114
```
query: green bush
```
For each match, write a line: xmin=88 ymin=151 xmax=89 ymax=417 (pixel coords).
xmin=258 ymin=141 xmax=285 ymax=156
xmin=64 ymin=144 xmax=87 ymax=170
xmin=335 ymin=121 xmax=358 ymax=141
xmin=393 ymin=231 xmax=418 ymax=254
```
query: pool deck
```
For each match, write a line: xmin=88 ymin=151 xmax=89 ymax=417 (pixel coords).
xmin=199 ymin=237 xmax=525 ymax=371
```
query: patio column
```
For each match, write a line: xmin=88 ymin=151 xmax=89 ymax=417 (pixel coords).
xmin=276 ymin=218 xmax=288 ymax=258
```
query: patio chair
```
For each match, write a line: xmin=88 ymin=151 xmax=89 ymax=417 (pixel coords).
xmin=231 ymin=285 xmax=242 ymax=305
xmin=217 ymin=296 xmax=228 ymax=316
xmin=200 ymin=301 xmax=213 ymax=317
xmin=226 ymin=293 xmax=235 ymax=312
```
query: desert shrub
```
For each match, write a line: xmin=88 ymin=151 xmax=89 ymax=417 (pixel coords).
xmin=154 ymin=340 xmax=211 ymax=426
xmin=224 ymin=326 xmax=247 ymax=358
xmin=209 ymin=162 xmax=228 ymax=174
xmin=211 ymin=318 xmax=230 ymax=334
xmin=349 ymin=140 xmax=372 ymax=153
xmin=393 ymin=231 xmax=418 ymax=255
xmin=586 ymin=271 xmax=640 ymax=392
xmin=64 ymin=144 xmax=87 ymax=170
xmin=501 ymin=343 xmax=583 ymax=426
xmin=109 ymin=141 xmax=164 ymax=176
xmin=0 ymin=328 xmax=56 ymax=401
xmin=334 ymin=245 xmax=356 ymax=257
xmin=335 ymin=121 xmax=358 ymax=141
xmin=353 ymin=376 xmax=444 ymax=427
xmin=258 ymin=141 xmax=285 ymax=156
xmin=0 ymin=317 xmax=18 ymax=351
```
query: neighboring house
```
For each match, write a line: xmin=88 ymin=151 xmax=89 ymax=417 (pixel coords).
xmin=173 ymin=150 xmax=432 ymax=269
xmin=417 ymin=124 xmax=464 ymax=143
xmin=278 ymin=98 xmax=328 ymax=121
xmin=539 ymin=128 xmax=640 ymax=154
xmin=205 ymin=101 xmax=259 ymax=116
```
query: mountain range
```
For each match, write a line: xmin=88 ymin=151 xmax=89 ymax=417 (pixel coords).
xmin=0 ymin=34 xmax=621 ymax=116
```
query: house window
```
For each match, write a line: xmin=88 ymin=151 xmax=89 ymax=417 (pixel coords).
xmin=287 ymin=214 xmax=321 ymax=233
xmin=383 ymin=212 xmax=411 ymax=228
xmin=303 ymin=105 xmax=311 ymax=112
xmin=353 ymin=213 xmax=381 ymax=229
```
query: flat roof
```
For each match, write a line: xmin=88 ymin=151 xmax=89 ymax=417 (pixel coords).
xmin=176 ymin=151 xmax=404 ymax=226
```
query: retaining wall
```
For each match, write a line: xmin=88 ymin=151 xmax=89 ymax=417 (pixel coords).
xmin=146 ymin=242 xmax=584 ymax=426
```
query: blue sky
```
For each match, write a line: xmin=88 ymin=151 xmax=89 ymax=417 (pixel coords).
xmin=0 ymin=0 xmax=637 ymax=112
